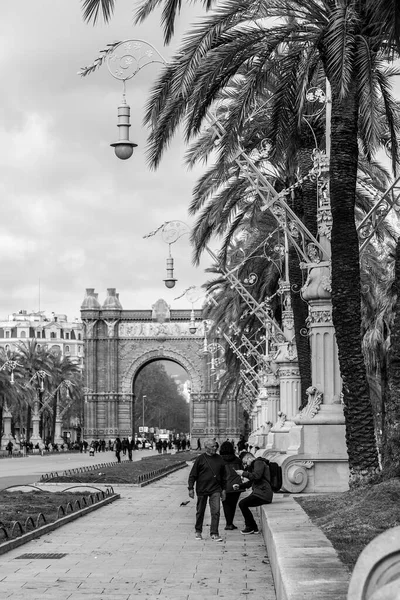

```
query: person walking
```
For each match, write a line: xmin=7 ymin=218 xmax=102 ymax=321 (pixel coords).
xmin=127 ymin=437 xmax=134 ymax=461
xmin=188 ymin=439 xmax=226 ymax=542
xmin=115 ymin=437 xmax=122 ymax=463
xmin=6 ymin=440 xmax=13 ymax=457
xmin=219 ymin=440 xmax=243 ymax=530
xmin=233 ymin=452 xmax=273 ymax=535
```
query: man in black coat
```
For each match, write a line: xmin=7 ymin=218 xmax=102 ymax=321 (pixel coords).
xmin=188 ymin=439 xmax=226 ymax=542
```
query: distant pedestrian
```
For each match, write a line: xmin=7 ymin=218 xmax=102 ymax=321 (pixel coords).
xmin=127 ymin=437 xmax=134 ymax=461
xmin=196 ymin=438 xmax=201 ymax=450
xmin=233 ymin=452 xmax=273 ymax=535
xmin=6 ymin=441 xmax=13 ymax=457
xmin=115 ymin=437 xmax=122 ymax=463
xmin=237 ymin=435 xmax=247 ymax=453
xmin=188 ymin=439 xmax=226 ymax=542
xmin=122 ymin=438 xmax=127 ymax=455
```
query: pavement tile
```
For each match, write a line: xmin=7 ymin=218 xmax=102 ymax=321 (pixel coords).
xmin=0 ymin=468 xmax=276 ymax=600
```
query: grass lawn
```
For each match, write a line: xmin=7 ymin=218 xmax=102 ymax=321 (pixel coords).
xmin=0 ymin=490 xmax=97 ymax=531
xmin=44 ymin=450 xmax=197 ymax=484
xmin=295 ymin=477 xmax=400 ymax=571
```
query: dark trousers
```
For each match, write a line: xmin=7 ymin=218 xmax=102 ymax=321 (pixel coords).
xmin=239 ymin=494 xmax=269 ymax=530
xmin=115 ymin=451 xmax=121 ymax=463
xmin=222 ymin=492 xmax=241 ymax=526
xmin=195 ymin=491 xmax=221 ymax=536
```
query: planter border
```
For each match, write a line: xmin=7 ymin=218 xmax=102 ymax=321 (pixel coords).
xmin=0 ymin=492 xmax=120 ymax=556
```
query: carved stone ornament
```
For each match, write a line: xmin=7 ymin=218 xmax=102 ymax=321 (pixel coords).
xmin=282 ymin=313 xmax=295 ymax=331
xmin=274 ymin=411 xmax=287 ymax=429
xmin=119 ymin=321 xmax=199 ymax=337
xmin=104 ymin=319 xmax=118 ymax=338
xmin=299 ymin=386 xmax=323 ymax=419
xmin=277 ymin=367 xmax=300 ymax=378
xmin=152 ymin=298 xmax=171 ymax=323
xmin=320 ymin=275 xmax=332 ymax=293
xmin=83 ymin=320 xmax=97 ymax=339
xmin=308 ymin=309 xmax=332 ymax=324
xmin=283 ymin=460 xmax=315 ymax=493
xmin=317 ymin=206 xmax=332 ymax=239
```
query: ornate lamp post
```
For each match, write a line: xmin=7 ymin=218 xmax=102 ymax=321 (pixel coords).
xmin=51 ymin=379 xmax=74 ymax=446
xmin=0 ymin=359 xmax=21 ymax=450
xmin=28 ymin=369 xmax=48 ymax=445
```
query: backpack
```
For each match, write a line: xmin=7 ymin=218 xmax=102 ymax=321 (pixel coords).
xmin=258 ymin=457 xmax=282 ymax=492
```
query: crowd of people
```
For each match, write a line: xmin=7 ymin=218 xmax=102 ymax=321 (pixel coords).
xmin=188 ymin=436 xmax=273 ymax=541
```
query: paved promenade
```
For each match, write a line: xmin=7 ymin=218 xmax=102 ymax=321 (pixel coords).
xmin=0 ymin=466 xmax=276 ymax=600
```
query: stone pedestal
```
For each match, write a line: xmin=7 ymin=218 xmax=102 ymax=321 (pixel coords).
xmin=263 ymin=265 xmax=349 ymax=493
xmin=54 ymin=418 xmax=64 ymax=446
xmin=28 ymin=397 xmax=42 ymax=445
xmin=1 ymin=403 xmax=15 ymax=450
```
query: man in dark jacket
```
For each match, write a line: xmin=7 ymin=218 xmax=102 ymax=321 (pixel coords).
xmin=233 ymin=452 xmax=273 ymax=535
xmin=188 ymin=439 xmax=226 ymax=542
xmin=220 ymin=440 xmax=243 ymax=530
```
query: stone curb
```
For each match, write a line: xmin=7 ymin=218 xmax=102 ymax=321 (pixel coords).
xmin=260 ymin=495 xmax=350 ymax=600
xmin=137 ymin=461 xmax=188 ymax=486
xmin=0 ymin=492 xmax=120 ymax=557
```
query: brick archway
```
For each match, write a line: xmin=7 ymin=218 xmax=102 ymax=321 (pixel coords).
xmin=121 ymin=347 xmax=203 ymax=397
xmin=81 ymin=290 xmax=239 ymax=443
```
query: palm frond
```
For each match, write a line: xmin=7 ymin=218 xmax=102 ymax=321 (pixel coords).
xmin=81 ymin=0 xmax=115 ymax=25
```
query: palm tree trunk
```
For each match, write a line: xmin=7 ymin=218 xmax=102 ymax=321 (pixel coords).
xmin=330 ymin=82 xmax=380 ymax=484
xmin=382 ymin=237 xmax=400 ymax=478
xmin=0 ymin=400 xmax=3 ymax=448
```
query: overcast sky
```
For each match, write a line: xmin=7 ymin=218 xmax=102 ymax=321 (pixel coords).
xmin=1 ymin=3 xmax=399 ymax=322
xmin=0 ymin=0 xmax=210 ymax=321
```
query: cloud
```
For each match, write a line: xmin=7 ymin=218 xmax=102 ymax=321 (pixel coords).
xmin=0 ymin=1 xmax=211 ymax=320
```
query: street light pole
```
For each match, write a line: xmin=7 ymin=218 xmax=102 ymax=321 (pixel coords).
xmin=142 ymin=394 xmax=146 ymax=436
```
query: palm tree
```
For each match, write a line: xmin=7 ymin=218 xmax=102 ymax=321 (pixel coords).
xmin=141 ymin=0 xmax=399 ymax=485
xmin=47 ymin=353 xmax=81 ymax=444
xmin=80 ymin=0 xmax=400 ymax=483
xmin=16 ymin=341 xmax=52 ymax=443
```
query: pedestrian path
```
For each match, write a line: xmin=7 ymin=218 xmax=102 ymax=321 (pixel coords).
xmin=0 ymin=465 xmax=276 ymax=600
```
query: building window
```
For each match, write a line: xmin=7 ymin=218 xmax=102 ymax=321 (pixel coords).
xmin=78 ymin=345 xmax=82 ymax=353
xmin=65 ymin=345 xmax=70 ymax=354
xmin=20 ymin=331 xmax=26 ymax=338
xmin=37 ymin=331 xmax=41 ymax=338
xmin=65 ymin=332 xmax=70 ymax=340
xmin=5 ymin=331 xmax=10 ymax=338
xmin=50 ymin=332 xmax=56 ymax=339
xmin=78 ymin=333 xmax=81 ymax=340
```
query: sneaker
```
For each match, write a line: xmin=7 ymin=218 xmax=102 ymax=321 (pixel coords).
xmin=195 ymin=531 xmax=203 ymax=540
xmin=241 ymin=527 xmax=258 ymax=535
xmin=211 ymin=534 xmax=223 ymax=542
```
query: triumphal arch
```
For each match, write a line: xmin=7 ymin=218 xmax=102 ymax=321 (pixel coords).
xmin=81 ymin=288 xmax=239 ymax=444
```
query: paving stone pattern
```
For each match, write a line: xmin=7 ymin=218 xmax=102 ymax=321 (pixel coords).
xmin=0 ymin=466 xmax=276 ymax=600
